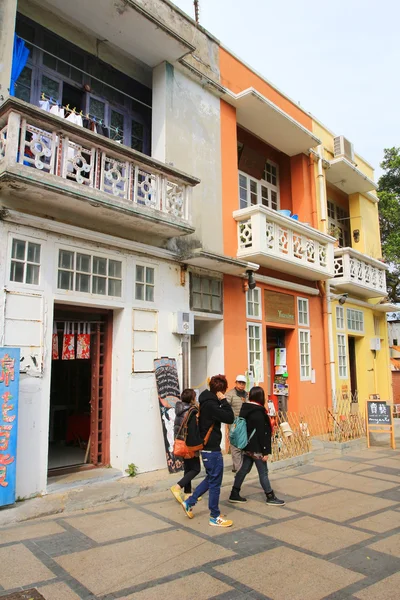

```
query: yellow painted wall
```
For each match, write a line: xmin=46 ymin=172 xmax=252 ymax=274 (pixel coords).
xmin=331 ymin=300 xmax=392 ymax=411
xmin=349 ymin=193 xmax=382 ymax=259
xmin=312 ymin=119 xmax=382 ymax=258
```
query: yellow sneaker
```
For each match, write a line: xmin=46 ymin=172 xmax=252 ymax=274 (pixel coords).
xmin=209 ymin=516 xmax=233 ymax=527
xmin=170 ymin=485 xmax=183 ymax=505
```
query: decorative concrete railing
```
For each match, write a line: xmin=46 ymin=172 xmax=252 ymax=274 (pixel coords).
xmin=0 ymin=101 xmax=196 ymax=223
xmin=233 ymin=205 xmax=334 ymax=280
xmin=333 ymin=248 xmax=387 ymax=298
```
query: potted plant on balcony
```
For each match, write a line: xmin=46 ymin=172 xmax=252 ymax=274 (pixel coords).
xmin=328 ymin=224 xmax=341 ymax=247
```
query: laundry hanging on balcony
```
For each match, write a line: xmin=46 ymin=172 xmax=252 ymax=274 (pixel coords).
xmin=62 ymin=322 xmax=75 ymax=361
xmin=76 ymin=323 xmax=91 ymax=360
xmin=10 ymin=35 xmax=30 ymax=96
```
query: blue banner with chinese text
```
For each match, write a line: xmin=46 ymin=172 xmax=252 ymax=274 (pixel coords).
xmin=0 ymin=348 xmax=20 ymax=507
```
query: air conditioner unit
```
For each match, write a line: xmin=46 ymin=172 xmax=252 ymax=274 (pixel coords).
xmin=174 ymin=311 xmax=194 ymax=335
xmin=370 ymin=337 xmax=381 ymax=351
xmin=333 ymin=135 xmax=354 ymax=163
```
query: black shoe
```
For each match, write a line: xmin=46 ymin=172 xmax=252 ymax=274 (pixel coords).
xmin=229 ymin=488 xmax=247 ymax=503
xmin=266 ymin=491 xmax=285 ymax=506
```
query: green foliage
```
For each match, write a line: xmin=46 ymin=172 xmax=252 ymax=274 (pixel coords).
xmin=378 ymin=148 xmax=400 ymax=303
xmin=125 ymin=463 xmax=138 ymax=477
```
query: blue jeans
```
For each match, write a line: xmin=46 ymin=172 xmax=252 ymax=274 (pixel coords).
xmin=186 ymin=451 xmax=224 ymax=518
xmin=233 ymin=453 xmax=272 ymax=495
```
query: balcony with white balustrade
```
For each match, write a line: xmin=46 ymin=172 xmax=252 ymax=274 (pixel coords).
xmin=333 ymin=248 xmax=388 ymax=298
xmin=233 ymin=205 xmax=335 ymax=280
xmin=0 ymin=99 xmax=198 ymax=241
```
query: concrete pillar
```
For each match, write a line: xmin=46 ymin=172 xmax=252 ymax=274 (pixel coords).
xmin=0 ymin=0 xmax=18 ymax=103
xmin=151 ymin=62 xmax=168 ymax=163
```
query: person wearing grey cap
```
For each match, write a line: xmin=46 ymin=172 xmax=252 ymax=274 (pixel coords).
xmin=226 ymin=375 xmax=248 ymax=472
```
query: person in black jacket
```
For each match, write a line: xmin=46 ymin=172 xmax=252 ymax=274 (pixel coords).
xmin=182 ymin=375 xmax=235 ymax=528
xmin=170 ymin=389 xmax=201 ymax=504
xmin=229 ymin=386 xmax=285 ymax=506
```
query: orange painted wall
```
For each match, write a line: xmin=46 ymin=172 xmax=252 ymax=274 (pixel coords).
xmin=220 ymin=47 xmax=312 ymax=131
xmin=290 ymin=154 xmax=316 ymax=227
xmin=220 ymin=47 xmax=327 ymax=412
xmin=237 ymin=127 xmax=292 ymax=212
xmin=327 ymin=184 xmax=349 ymax=210
xmin=221 ymin=99 xmax=315 ymax=259
xmin=224 ymin=276 xmax=328 ymax=413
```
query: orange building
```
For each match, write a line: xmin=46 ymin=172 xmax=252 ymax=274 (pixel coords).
xmin=220 ymin=48 xmax=335 ymax=413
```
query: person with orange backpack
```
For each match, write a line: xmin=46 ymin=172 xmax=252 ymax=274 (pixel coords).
xmin=170 ymin=389 xmax=202 ymax=504
xmin=181 ymin=375 xmax=234 ymax=528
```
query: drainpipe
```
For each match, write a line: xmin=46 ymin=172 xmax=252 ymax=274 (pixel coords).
xmin=315 ymin=145 xmax=336 ymax=409
xmin=317 ymin=145 xmax=327 ymax=234
xmin=318 ymin=281 xmax=337 ymax=410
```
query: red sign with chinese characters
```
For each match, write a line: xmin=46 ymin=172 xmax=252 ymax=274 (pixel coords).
xmin=0 ymin=349 xmax=20 ymax=506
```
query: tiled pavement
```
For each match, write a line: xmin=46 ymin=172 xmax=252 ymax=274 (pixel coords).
xmin=0 ymin=447 xmax=399 ymax=600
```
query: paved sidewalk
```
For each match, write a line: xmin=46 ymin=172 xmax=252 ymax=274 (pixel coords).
xmin=0 ymin=446 xmax=399 ymax=599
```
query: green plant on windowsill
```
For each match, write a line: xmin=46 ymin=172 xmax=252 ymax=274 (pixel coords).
xmin=125 ymin=463 xmax=138 ymax=477
xmin=328 ymin=224 xmax=342 ymax=240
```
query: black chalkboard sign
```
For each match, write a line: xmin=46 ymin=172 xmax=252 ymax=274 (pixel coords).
xmin=154 ymin=357 xmax=183 ymax=474
xmin=367 ymin=401 xmax=392 ymax=425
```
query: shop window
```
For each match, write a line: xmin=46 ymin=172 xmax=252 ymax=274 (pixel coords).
xmin=238 ymin=160 xmax=280 ymax=211
xmin=10 ymin=238 xmax=41 ymax=285
xmin=132 ymin=309 xmax=158 ymax=372
xmin=135 ymin=265 xmax=155 ymax=302
xmin=347 ymin=309 xmax=364 ymax=333
xmin=337 ymin=333 xmax=348 ymax=378
xmin=336 ymin=306 xmax=345 ymax=330
xmin=57 ymin=249 xmax=122 ymax=297
xmin=297 ymin=298 xmax=309 ymax=327
xmin=190 ymin=274 xmax=222 ymax=314
xmin=299 ymin=329 xmax=311 ymax=380
xmin=247 ymin=288 xmax=261 ymax=319
xmin=247 ymin=323 xmax=263 ymax=379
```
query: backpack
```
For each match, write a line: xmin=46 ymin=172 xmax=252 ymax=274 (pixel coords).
xmin=229 ymin=416 xmax=255 ymax=450
xmin=173 ymin=405 xmax=214 ymax=458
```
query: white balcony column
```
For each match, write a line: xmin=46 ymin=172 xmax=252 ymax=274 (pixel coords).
xmin=0 ymin=0 xmax=17 ymax=104
xmin=342 ymin=250 xmax=351 ymax=280
xmin=253 ymin=211 xmax=266 ymax=254
xmin=4 ymin=110 xmax=20 ymax=167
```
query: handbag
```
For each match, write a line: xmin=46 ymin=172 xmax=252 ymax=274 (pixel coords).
xmin=173 ymin=406 xmax=213 ymax=459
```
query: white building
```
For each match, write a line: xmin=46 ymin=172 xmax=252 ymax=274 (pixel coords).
xmin=0 ymin=0 xmax=252 ymax=498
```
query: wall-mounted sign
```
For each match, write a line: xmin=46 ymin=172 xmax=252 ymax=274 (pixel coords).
xmin=0 ymin=348 xmax=20 ymax=507
xmin=265 ymin=291 xmax=295 ymax=325
xmin=274 ymin=348 xmax=287 ymax=366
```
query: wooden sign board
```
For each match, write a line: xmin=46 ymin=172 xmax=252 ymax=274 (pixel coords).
xmin=154 ymin=357 xmax=183 ymax=473
xmin=265 ymin=291 xmax=295 ymax=325
xmin=366 ymin=400 xmax=396 ymax=450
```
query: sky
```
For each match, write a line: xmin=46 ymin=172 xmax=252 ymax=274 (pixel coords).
xmin=171 ymin=0 xmax=400 ymax=177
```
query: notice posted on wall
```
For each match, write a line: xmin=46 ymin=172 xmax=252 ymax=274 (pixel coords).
xmin=0 ymin=348 xmax=20 ymax=507
xmin=154 ymin=357 xmax=183 ymax=473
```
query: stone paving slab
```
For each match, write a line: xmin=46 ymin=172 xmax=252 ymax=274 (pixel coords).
xmin=0 ymin=446 xmax=399 ymax=600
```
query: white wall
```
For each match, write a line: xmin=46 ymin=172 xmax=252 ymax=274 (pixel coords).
xmin=0 ymin=218 xmax=191 ymax=497
xmin=152 ymin=63 xmax=223 ymax=254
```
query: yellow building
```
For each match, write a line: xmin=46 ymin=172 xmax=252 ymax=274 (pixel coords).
xmin=312 ymin=120 xmax=395 ymax=411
